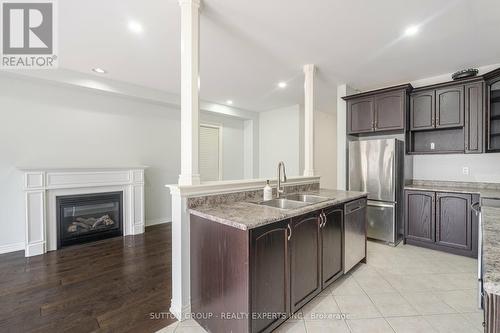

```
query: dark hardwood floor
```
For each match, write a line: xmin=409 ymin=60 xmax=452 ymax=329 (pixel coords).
xmin=0 ymin=224 xmax=174 ymax=333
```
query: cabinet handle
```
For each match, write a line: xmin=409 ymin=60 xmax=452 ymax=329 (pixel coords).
xmin=322 ymin=213 xmax=327 ymax=228
xmin=287 ymin=224 xmax=292 ymax=241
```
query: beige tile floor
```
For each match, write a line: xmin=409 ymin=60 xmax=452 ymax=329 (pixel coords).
xmin=158 ymin=241 xmax=484 ymax=333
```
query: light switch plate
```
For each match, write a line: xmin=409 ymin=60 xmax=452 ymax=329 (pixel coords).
xmin=430 ymin=142 xmax=435 ymax=150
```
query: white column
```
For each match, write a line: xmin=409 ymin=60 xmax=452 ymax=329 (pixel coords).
xmin=303 ymin=64 xmax=315 ymax=177
xmin=169 ymin=187 xmax=191 ymax=321
xmin=178 ymin=0 xmax=201 ymax=186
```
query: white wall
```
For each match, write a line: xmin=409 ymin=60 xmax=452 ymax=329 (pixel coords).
xmin=259 ymin=105 xmax=301 ymax=179
xmin=314 ymin=110 xmax=337 ymax=189
xmin=0 ymin=74 xmax=250 ymax=249
xmin=200 ymin=113 xmax=245 ymax=181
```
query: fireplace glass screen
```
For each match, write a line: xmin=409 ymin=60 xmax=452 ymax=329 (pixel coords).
xmin=57 ymin=192 xmax=123 ymax=248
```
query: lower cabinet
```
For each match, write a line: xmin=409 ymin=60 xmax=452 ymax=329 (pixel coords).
xmin=251 ymin=220 xmax=290 ymax=333
xmin=405 ymin=190 xmax=478 ymax=257
xmin=321 ymin=208 xmax=343 ymax=288
xmin=405 ymin=190 xmax=435 ymax=243
xmin=290 ymin=213 xmax=321 ymax=312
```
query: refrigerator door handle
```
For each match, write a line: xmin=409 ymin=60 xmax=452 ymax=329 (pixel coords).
xmin=368 ymin=200 xmax=396 ymax=208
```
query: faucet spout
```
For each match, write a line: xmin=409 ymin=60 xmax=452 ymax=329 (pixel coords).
xmin=277 ymin=161 xmax=287 ymax=198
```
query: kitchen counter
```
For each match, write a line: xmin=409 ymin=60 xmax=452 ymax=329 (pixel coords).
xmin=404 ymin=181 xmax=500 ymax=200
xmin=483 ymin=206 xmax=500 ymax=296
xmin=189 ymin=189 xmax=367 ymax=230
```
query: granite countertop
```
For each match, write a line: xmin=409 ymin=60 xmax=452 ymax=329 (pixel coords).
xmin=404 ymin=184 xmax=500 ymax=200
xmin=482 ymin=206 xmax=500 ymax=295
xmin=189 ymin=189 xmax=367 ymax=231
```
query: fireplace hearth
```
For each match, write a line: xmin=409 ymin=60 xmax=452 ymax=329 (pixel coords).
xmin=57 ymin=192 xmax=123 ymax=248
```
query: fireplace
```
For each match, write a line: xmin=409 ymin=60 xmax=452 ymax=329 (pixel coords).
xmin=56 ymin=192 xmax=123 ymax=248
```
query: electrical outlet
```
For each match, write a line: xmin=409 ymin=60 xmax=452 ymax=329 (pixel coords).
xmin=463 ymin=167 xmax=470 ymax=176
xmin=430 ymin=142 xmax=435 ymax=150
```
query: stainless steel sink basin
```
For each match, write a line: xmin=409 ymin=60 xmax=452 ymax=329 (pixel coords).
xmin=285 ymin=194 xmax=330 ymax=204
xmin=258 ymin=198 xmax=308 ymax=209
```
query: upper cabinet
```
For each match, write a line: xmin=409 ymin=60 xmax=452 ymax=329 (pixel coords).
xmin=410 ymin=91 xmax=435 ymax=130
xmin=343 ymin=67 xmax=500 ymax=155
xmin=375 ymin=90 xmax=406 ymax=131
xmin=484 ymin=69 xmax=500 ymax=153
xmin=435 ymin=86 xmax=464 ymax=128
xmin=410 ymin=86 xmax=464 ymax=131
xmin=348 ymin=97 xmax=375 ymax=134
xmin=408 ymin=79 xmax=484 ymax=155
xmin=344 ymin=84 xmax=412 ymax=135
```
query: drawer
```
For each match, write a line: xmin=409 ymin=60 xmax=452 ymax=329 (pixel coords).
xmin=345 ymin=198 xmax=367 ymax=214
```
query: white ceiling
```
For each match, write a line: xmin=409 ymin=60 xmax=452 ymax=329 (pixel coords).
xmin=53 ymin=0 xmax=500 ymax=112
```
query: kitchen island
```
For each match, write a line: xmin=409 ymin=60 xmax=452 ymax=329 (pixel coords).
xmin=189 ymin=189 xmax=367 ymax=333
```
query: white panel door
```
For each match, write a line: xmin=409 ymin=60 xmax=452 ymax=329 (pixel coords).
xmin=199 ymin=125 xmax=221 ymax=181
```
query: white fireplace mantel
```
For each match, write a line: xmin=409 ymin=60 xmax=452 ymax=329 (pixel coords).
xmin=20 ymin=167 xmax=146 ymax=257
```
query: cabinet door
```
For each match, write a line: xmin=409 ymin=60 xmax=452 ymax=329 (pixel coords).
xmin=410 ymin=91 xmax=435 ymax=130
xmin=251 ymin=220 xmax=289 ymax=333
xmin=465 ymin=82 xmax=484 ymax=153
xmin=347 ymin=97 xmax=375 ymax=134
xmin=436 ymin=86 xmax=464 ymax=128
xmin=290 ymin=213 xmax=321 ymax=313
xmin=405 ymin=190 xmax=435 ymax=243
xmin=436 ymin=192 xmax=472 ymax=251
xmin=321 ymin=208 xmax=343 ymax=288
xmin=375 ymin=91 xmax=405 ymax=131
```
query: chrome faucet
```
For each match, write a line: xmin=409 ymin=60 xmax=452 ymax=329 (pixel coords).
xmin=277 ymin=161 xmax=287 ymax=198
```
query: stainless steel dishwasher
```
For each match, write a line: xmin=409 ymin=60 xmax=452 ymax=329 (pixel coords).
xmin=344 ymin=198 xmax=367 ymax=273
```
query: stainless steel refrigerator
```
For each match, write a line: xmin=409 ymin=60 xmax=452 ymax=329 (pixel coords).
xmin=348 ymin=139 xmax=405 ymax=245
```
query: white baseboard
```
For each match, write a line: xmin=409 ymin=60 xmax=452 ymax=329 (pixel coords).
xmin=146 ymin=218 xmax=171 ymax=226
xmin=0 ymin=242 xmax=25 ymax=255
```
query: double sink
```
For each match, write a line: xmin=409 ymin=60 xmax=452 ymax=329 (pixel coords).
xmin=256 ymin=193 xmax=331 ymax=210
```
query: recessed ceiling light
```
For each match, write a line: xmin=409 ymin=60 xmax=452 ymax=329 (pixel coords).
xmin=128 ymin=20 xmax=144 ymax=34
xmin=278 ymin=81 xmax=287 ymax=88
xmin=226 ymin=100 xmax=233 ymax=105
xmin=404 ymin=25 xmax=420 ymax=37
xmin=92 ymin=68 xmax=107 ymax=74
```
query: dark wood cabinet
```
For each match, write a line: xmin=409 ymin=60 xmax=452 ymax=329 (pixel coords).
xmin=410 ymin=86 xmax=464 ymax=131
xmin=405 ymin=190 xmax=435 ymax=243
xmin=251 ymin=220 xmax=290 ymax=333
xmin=290 ymin=213 xmax=321 ymax=312
xmin=344 ymin=84 xmax=412 ymax=135
xmin=347 ymin=97 xmax=375 ymax=134
xmin=435 ymin=86 xmax=464 ymax=128
xmin=320 ymin=208 xmax=343 ymax=288
xmin=410 ymin=90 xmax=435 ymax=130
xmin=408 ymin=80 xmax=484 ymax=155
xmin=484 ymin=68 xmax=500 ymax=153
xmin=404 ymin=190 xmax=478 ymax=257
xmin=464 ymin=82 xmax=484 ymax=153
xmin=374 ymin=90 xmax=406 ymax=131
xmin=435 ymin=192 xmax=471 ymax=251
